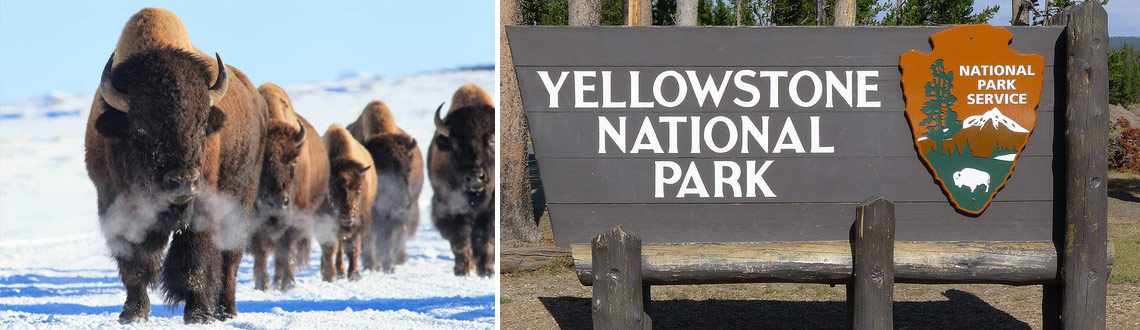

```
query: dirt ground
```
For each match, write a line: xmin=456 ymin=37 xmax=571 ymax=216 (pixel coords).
xmin=501 ymin=173 xmax=1140 ymax=329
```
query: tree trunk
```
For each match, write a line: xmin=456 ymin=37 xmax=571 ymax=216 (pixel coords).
xmin=499 ymin=0 xmax=540 ymax=243
xmin=834 ymin=0 xmax=855 ymax=26
xmin=625 ymin=0 xmax=652 ymax=26
xmin=676 ymin=0 xmax=698 ymax=26
xmin=735 ymin=0 xmax=742 ymax=26
xmin=1012 ymin=0 xmax=1030 ymax=25
xmin=570 ymin=0 xmax=601 ymax=26
xmin=896 ymin=0 xmax=903 ymax=25
xmin=817 ymin=0 xmax=826 ymax=25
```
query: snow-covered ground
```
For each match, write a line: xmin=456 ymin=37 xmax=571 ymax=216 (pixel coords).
xmin=0 ymin=69 xmax=497 ymax=329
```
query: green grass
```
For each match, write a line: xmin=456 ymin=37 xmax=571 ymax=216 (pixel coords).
xmin=1108 ymin=172 xmax=1140 ymax=284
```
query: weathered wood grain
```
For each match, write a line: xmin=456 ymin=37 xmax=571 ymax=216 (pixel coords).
xmin=506 ymin=26 xmax=1065 ymax=67
xmin=547 ymin=201 xmax=1055 ymax=245
xmin=591 ymin=226 xmax=651 ymax=329
xmin=1058 ymin=2 xmax=1110 ymax=329
xmin=500 ymin=246 xmax=571 ymax=273
xmin=572 ymin=241 xmax=1060 ymax=285
xmin=535 ymin=156 xmax=1054 ymax=204
xmin=849 ymin=197 xmax=895 ymax=330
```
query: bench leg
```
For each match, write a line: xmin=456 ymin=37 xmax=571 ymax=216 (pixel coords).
xmin=592 ymin=226 xmax=651 ymax=330
xmin=848 ymin=197 xmax=895 ymax=330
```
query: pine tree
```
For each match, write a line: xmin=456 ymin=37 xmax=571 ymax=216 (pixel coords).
xmin=919 ymin=59 xmax=963 ymax=153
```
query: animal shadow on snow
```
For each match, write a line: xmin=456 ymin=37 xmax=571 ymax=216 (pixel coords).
xmin=539 ymin=289 xmax=1029 ymax=329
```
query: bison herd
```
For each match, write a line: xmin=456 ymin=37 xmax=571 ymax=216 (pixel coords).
xmin=83 ymin=8 xmax=496 ymax=324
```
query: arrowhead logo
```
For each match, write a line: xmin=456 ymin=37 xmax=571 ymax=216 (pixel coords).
xmin=900 ymin=25 xmax=1045 ymax=215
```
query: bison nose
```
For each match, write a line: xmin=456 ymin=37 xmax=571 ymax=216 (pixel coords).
xmin=164 ymin=168 xmax=200 ymax=204
xmin=280 ymin=195 xmax=291 ymax=209
xmin=465 ymin=169 xmax=486 ymax=192
xmin=339 ymin=216 xmax=354 ymax=226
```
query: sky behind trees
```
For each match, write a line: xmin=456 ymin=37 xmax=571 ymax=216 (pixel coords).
xmin=0 ymin=1 xmax=494 ymax=102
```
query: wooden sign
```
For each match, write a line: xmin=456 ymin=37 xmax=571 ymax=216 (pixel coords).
xmin=507 ymin=27 xmax=1063 ymax=246
xmin=900 ymin=25 xmax=1045 ymax=214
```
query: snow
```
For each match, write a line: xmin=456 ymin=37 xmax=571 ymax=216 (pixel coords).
xmin=0 ymin=69 xmax=497 ymax=329
xmin=962 ymin=107 xmax=1030 ymax=133
xmin=994 ymin=154 xmax=1017 ymax=161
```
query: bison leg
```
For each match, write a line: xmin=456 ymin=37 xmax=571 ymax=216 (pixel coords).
xmin=162 ymin=229 xmax=222 ymax=324
xmin=335 ymin=241 xmax=347 ymax=279
xmin=249 ymin=232 xmax=272 ymax=291
xmin=273 ymin=227 xmax=299 ymax=291
xmin=371 ymin=218 xmax=398 ymax=273
xmin=113 ymin=229 xmax=169 ymax=323
xmin=437 ymin=214 xmax=474 ymax=276
xmin=398 ymin=206 xmax=419 ymax=265
xmin=216 ymin=248 xmax=241 ymax=320
xmin=319 ymin=242 xmax=338 ymax=282
xmin=345 ymin=234 xmax=363 ymax=281
xmin=472 ymin=211 xmax=495 ymax=277
xmin=361 ymin=230 xmax=377 ymax=272
xmin=295 ymin=235 xmax=312 ymax=269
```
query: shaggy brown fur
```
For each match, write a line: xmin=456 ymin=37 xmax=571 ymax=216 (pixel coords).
xmin=347 ymin=100 xmax=425 ymax=272
xmin=249 ymin=83 xmax=327 ymax=292
xmin=84 ymin=8 xmax=266 ymax=324
xmin=428 ymin=84 xmax=496 ymax=276
xmin=318 ymin=124 xmax=377 ymax=282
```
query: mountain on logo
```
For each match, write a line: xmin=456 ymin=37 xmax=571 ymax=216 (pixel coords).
xmin=963 ymin=107 xmax=1029 ymax=133
xmin=916 ymin=107 xmax=1028 ymax=159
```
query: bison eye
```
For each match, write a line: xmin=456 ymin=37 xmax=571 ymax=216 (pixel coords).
xmin=290 ymin=161 xmax=298 ymax=168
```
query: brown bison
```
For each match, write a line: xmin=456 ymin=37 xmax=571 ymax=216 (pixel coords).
xmin=318 ymin=123 xmax=377 ymax=281
xmin=347 ymin=100 xmax=424 ymax=273
xmin=249 ymin=83 xmax=328 ymax=291
xmin=84 ymin=8 xmax=266 ymax=323
xmin=429 ymin=84 xmax=497 ymax=276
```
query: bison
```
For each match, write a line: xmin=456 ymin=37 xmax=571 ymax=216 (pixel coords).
xmin=318 ymin=123 xmax=377 ymax=281
xmin=84 ymin=8 xmax=266 ymax=323
xmin=429 ymin=84 xmax=497 ymax=276
xmin=249 ymin=83 xmax=328 ymax=291
xmin=347 ymin=100 xmax=424 ymax=273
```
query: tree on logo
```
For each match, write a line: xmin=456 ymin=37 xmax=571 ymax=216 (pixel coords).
xmin=920 ymin=59 xmax=962 ymax=153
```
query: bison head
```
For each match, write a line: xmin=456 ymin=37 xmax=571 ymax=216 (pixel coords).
xmin=93 ymin=49 xmax=228 ymax=214
xmin=433 ymin=103 xmax=496 ymax=205
xmin=363 ymin=134 xmax=418 ymax=210
xmin=255 ymin=120 xmax=306 ymax=219
xmin=327 ymin=158 xmax=371 ymax=229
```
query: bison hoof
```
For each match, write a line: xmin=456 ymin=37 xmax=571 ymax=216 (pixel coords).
xmin=453 ymin=266 xmax=470 ymax=276
xmin=477 ymin=267 xmax=494 ymax=277
xmin=184 ymin=312 xmax=217 ymax=324
xmin=278 ymin=279 xmax=297 ymax=291
xmin=118 ymin=312 xmax=148 ymax=324
xmin=348 ymin=272 xmax=362 ymax=281
xmin=214 ymin=309 xmax=237 ymax=321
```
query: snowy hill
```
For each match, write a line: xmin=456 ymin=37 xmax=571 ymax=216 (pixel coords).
xmin=961 ymin=107 xmax=1029 ymax=133
xmin=0 ymin=68 xmax=497 ymax=329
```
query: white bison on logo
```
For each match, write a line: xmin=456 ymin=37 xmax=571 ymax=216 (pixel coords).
xmin=952 ymin=168 xmax=991 ymax=192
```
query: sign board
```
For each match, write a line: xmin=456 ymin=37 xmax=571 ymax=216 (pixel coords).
xmin=507 ymin=26 xmax=1064 ymax=246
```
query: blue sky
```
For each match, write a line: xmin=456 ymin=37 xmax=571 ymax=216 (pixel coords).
xmin=972 ymin=0 xmax=1138 ymax=36
xmin=0 ymin=1 xmax=494 ymax=102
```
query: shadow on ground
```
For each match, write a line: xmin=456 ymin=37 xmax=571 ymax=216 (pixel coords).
xmin=539 ymin=289 xmax=1029 ymax=329
xmin=1109 ymin=177 xmax=1140 ymax=203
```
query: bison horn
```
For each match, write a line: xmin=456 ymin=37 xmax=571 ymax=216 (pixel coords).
xmin=208 ymin=53 xmax=230 ymax=107
xmin=294 ymin=119 xmax=306 ymax=145
xmin=99 ymin=52 xmax=130 ymax=112
xmin=433 ymin=102 xmax=449 ymax=138
xmin=359 ymin=165 xmax=372 ymax=174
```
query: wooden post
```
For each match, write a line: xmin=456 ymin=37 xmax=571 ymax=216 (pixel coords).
xmin=676 ymin=0 xmax=698 ymax=26
xmin=847 ymin=197 xmax=895 ymax=330
xmin=834 ymin=0 xmax=855 ymax=26
xmin=570 ymin=0 xmax=601 ymax=26
xmin=1012 ymin=0 xmax=1031 ymax=26
xmin=735 ymin=0 xmax=742 ymax=26
xmin=592 ymin=226 xmax=651 ymax=330
xmin=1059 ymin=1 xmax=1109 ymax=329
xmin=625 ymin=0 xmax=652 ymax=26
